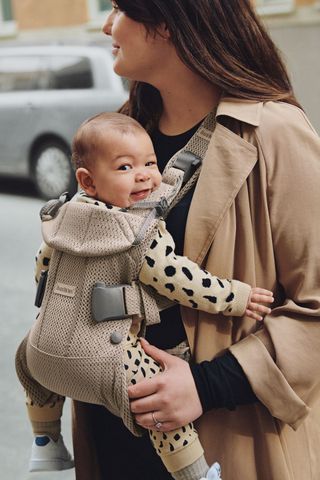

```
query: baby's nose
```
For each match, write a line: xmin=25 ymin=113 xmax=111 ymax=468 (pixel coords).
xmin=136 ymin=169 xmax=151 ymax=181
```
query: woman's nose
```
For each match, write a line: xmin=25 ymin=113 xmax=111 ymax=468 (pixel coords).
xmin=102 ymin=10 xmax=114 ymax=35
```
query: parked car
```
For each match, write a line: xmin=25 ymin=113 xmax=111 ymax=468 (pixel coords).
xmin=0 ymin=45 xmax=128 ymax=199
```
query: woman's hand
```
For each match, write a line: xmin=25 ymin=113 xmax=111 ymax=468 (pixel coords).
xmin=128 ymin=338 xmax=203 ymax=432
xmin=246 ymin=287 xmax=274 ymax=321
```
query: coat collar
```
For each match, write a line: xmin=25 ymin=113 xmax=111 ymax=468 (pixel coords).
xmin=184 ymin=98 xmax=260 ymax=264
xmin=216 ymin=97 xmax=263 ymax=126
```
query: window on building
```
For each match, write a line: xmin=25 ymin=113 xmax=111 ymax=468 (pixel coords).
xmin=97 ymin=0 xmax=112 ymax=12
xmin=0 ymin=0 xmax=16 ymax=36
xmin=87 ymin=0 xmax=111 ymax=18
xmin=87 ymin=0 xmax=112 ymax=28
xmin=1 ymin=0 xmax=13 ymax=21
xmin=256 ymin=0 xmax=294 ymax=15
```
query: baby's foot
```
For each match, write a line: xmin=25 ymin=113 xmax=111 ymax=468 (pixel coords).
xmin=29 ymin=434 xmax=74 ymax=472
xmin=201 ymin=462 xmax=222 ymax=480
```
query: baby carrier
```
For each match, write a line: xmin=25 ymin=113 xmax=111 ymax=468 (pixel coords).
xmin=17 ymin=113 xmax=215 ymax=435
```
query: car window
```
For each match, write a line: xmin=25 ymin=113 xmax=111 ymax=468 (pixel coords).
xmin=47 ymin=55 xmax=94 ymax=89
xmin=0 ymin=55 xmax=49 ymax=92
xmin=0 ymin=54 xmax=94 ymax=92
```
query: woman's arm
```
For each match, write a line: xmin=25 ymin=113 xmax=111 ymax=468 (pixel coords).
xmin=230 ymin=105 xmax=320 ymax=429
xmin=128 ymin=339 xmax=257 ymax=431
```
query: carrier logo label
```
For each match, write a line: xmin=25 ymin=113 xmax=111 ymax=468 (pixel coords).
xmin=54 ymin=283 xmax=76 ymax=298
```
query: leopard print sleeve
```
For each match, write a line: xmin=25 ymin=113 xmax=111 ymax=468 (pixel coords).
xmin=139 ymin=220 xmax=251 ymax=317
xmin=35 ymin=242 xmax=53 ymax=284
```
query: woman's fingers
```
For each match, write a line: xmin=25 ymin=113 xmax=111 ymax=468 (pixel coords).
xmin=128 ymin=339 xmax=203 ymax=431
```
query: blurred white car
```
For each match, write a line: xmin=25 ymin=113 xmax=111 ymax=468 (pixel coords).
xmin=0 ymin=45 xmax=128 ymax=199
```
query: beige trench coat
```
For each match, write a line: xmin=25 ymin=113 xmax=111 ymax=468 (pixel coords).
xmin=72 ymin=99 xmax=320 ymax=479
xmin=183 ymin=98 xmax=320 ymax=480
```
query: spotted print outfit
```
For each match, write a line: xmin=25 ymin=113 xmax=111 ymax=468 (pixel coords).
xmin=21 ymin=193 xmax=250 ymax=478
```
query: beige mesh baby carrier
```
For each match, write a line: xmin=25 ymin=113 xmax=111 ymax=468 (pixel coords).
xmin=16 ymin=113 xmax=215 ymax=436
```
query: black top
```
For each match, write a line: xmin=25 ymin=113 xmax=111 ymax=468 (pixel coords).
xmin=85 ymin=122 xmax=257 ymax=480
xmin=148 ymin=123 xmax=257 ymax=413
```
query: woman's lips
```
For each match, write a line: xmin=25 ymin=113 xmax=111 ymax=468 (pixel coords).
xmin=112 ymin=44 xmax=120 ymax=55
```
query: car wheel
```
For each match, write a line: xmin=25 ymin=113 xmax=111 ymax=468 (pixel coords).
xmin=32 ymin=139 xmax=77 ymax=200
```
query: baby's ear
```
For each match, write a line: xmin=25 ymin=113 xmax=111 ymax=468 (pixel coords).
xmin=76 ymin=168 xmax=96 ymax=196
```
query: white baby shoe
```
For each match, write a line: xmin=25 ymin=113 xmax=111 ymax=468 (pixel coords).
xmin=200 ymin=462 xmax=222 ymax=480
xmin=29 ymin=434 xmax=74 ymax=472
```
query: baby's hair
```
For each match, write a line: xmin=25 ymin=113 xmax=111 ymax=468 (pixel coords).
xmin=71 ymin=112 xmax=146 ymax=170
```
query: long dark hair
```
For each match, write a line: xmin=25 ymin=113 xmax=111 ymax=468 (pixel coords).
xmin=116 ymin=0 xmax=300 ymax=129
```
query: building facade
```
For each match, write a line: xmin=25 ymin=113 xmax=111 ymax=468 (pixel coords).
xmin=0 ymin=0 xmax=319 ymax=39
xmin=0 ymin=0 xmax=319 ymax=129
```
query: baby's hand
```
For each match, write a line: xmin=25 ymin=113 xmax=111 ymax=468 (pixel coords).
xmin=245 ymin=288 xmax=274 ymax=321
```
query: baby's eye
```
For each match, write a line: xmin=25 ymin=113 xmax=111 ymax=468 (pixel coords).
xmin=118 ymin=164 xmax=132 ymax=171
xmin=146 ymin=161 xmax=157 ymax=167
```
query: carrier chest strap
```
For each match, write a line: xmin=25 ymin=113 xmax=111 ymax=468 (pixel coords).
xmin=92 ymin=281 xmax=161 ymax=326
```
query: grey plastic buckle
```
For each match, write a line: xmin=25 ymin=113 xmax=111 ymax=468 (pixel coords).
xmin=92 ymin=282 xmax=131 ymax=322
xmin=173 ymin=151 xmax=202 ymax=185
xmin=40 ymin=192 xmax=70 ymax=220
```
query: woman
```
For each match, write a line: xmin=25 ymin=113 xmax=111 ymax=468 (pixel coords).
xmin=72 ymin=1 xmax=320 ymax=479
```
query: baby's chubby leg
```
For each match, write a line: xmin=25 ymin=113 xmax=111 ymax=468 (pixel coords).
xmin=124 ymin=333 xmax=210 ymax=480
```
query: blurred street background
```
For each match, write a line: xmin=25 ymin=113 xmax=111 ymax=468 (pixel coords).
xmin=0 ymin=179 xmax=74 ymax=480
xmin=0 ymin=0 xmax=319 ymax=478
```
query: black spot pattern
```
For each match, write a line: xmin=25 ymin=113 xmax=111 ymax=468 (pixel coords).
xmin=217 ymin=278 xmax=225 ymax=288
xmin=165 ymin=283 xmax=175 ymax=293
xmin=182 ymin=267 xmax=193 ymax=281
xmin=226 ymin=293 xmax=235 ymax=302
xmin=202 ymin=278 xmax=211 ymax=288
xmin=150 ymin=239 xmax=158 ymax=249
xmin=145 ymin=256 xmax=155 ymax=267
xmin=189 ymin=300 xmax=198 ymax=309
xmin=153 ymin=277 xmax=158 ymax=282
xmin=106 ymin=204 xmax=113 ymax=209
xmin=182 ymin=288 xmax=194 ymax=297
xmin=164 ymin=266 xmax=176 ymax=277
xmin=43 ymin=257 xmax=50 ymax=266
xmin=203 ymin=295 xmax=217 ymax=303
xmin=174 ymin=434 xmax=180 ymax=441
xmin=165 ymin=246 xmax=173 ymax=256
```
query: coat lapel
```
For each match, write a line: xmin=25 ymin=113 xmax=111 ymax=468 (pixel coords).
xmin=184 ymin=99 xmax=262 ymax=264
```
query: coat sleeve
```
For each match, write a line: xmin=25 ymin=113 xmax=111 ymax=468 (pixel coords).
xmin=230 ymin=104 xmax=320 ymax=429
xmin=139 ymin=220 xmax=251 ymax=316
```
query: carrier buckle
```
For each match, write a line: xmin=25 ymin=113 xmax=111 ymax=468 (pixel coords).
xmin=92 ymin=282 xmax=131 ymax=322
xmin=173 ymin=151 xmax=202 ymax=185
xmin=40 ymin=192 xmax=70 ymax=220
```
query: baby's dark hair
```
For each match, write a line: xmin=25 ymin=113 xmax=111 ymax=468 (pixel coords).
xmin=71 ymin=112 xmax=146 ymax=170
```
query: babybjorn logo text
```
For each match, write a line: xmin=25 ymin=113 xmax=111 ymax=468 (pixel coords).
xmin=54 ymin=283 xmax=76 ymax=298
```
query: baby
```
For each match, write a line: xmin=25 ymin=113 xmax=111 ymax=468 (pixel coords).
xmin=16 ymin=112 xmax=273 ymax=480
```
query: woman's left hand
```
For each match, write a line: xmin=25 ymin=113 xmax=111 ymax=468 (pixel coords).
xmin=128 ymin=338 xmax=203 ymax=432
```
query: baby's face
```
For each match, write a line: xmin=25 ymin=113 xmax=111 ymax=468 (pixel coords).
xmin=91 ymin=130 xmax=162 ymax=207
